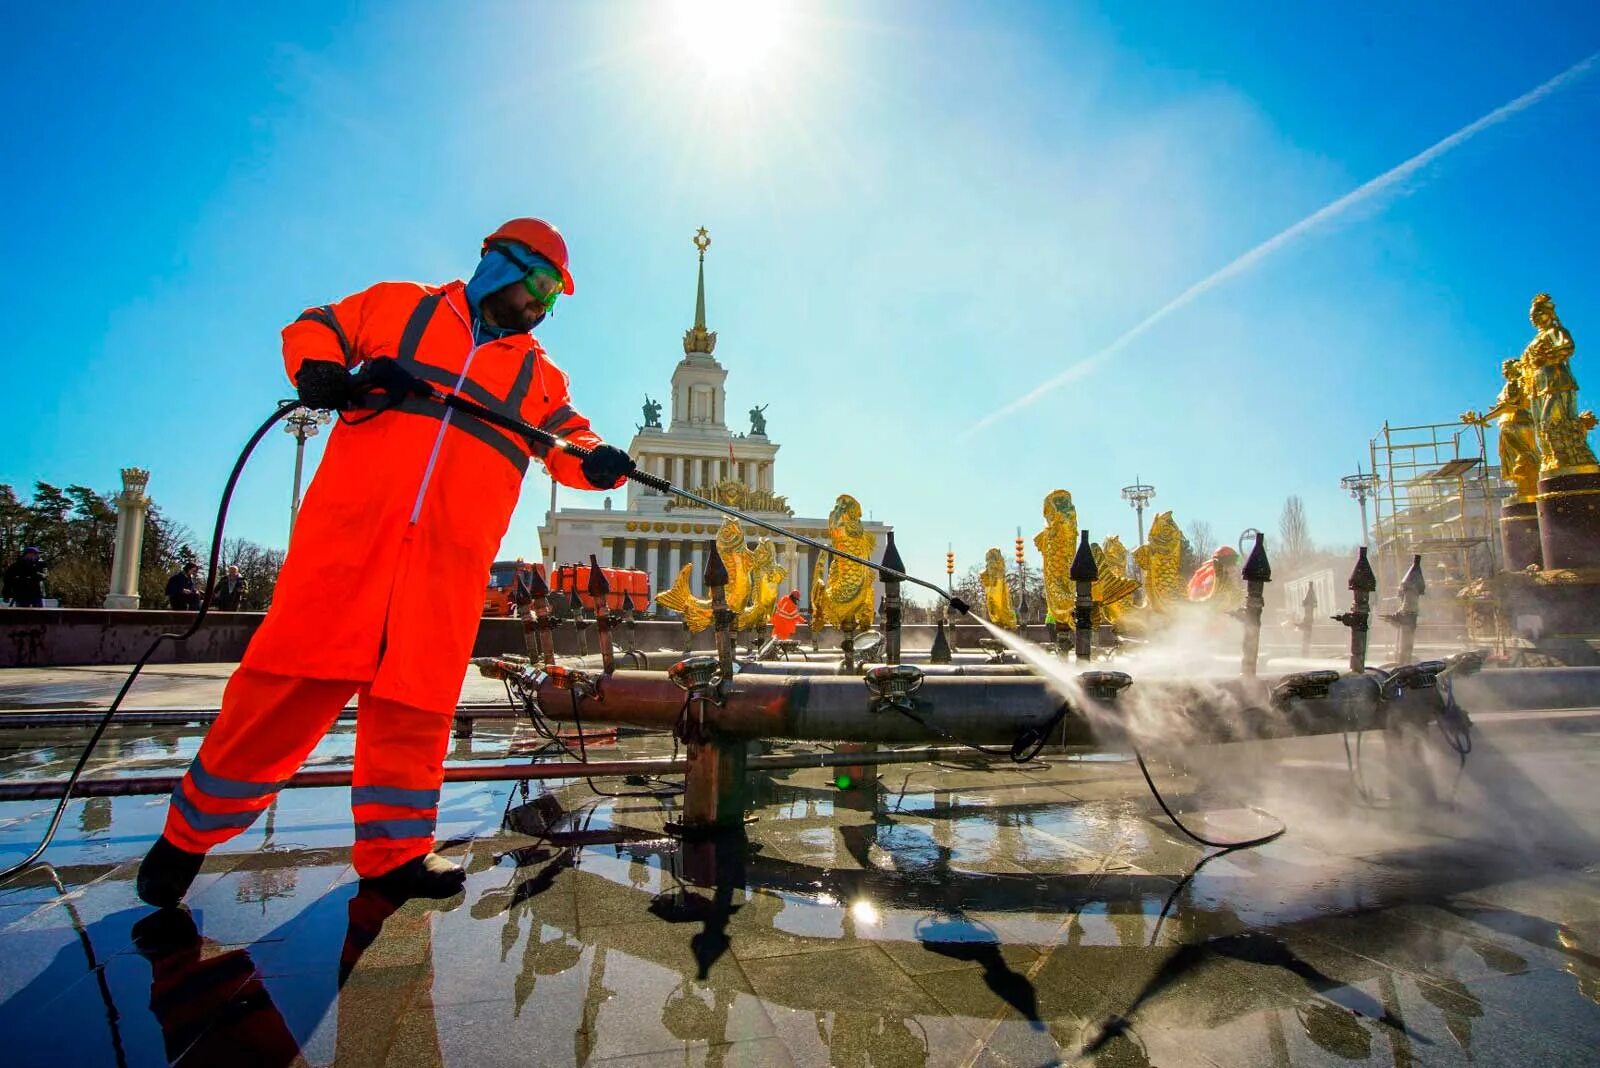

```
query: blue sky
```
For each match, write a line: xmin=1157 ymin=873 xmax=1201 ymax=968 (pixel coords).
xmin=3 ymin=1 xmax=1598 ymax=594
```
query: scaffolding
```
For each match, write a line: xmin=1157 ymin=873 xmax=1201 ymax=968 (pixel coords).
xmin=1367 ymin=420 xmax=1509 ymax=630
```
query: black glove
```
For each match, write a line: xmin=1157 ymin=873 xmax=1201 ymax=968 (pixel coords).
xmin=355 ymin=356 xmax=430 ymax=398
xmin=295 ymin=360 xmax=354 ymax=411
xmin=580 ymin=444 xmax=636 ymax=488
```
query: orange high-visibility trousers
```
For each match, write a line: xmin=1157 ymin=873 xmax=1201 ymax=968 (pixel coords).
xmin=161 ymin=667 xmax=453 ymax=877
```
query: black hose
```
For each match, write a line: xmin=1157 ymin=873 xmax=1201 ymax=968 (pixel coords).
xmin=0 ymin=400 xmax=299 ymax=884
xmin=1133 ymin=748 xmax=1286 ymax=851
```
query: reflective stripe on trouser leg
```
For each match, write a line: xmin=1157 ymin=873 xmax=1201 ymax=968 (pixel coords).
xmin=350 ymin=693 xmax=454 ymax=877
xmin=163 ymin=668 xmax=358 ymax=854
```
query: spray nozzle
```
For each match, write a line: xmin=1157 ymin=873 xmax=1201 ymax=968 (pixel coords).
xmin=1271 ymin=669 xmax=1341 ymax=707
xmin=947 ymin=596 xmax=971 ymax=616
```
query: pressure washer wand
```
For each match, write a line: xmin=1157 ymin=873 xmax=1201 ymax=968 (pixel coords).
xmin=360 ymin=362 xmax=969 ymax=614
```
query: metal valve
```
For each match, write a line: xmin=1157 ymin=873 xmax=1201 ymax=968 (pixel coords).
xmin=864 ymin=664 xmax=925 ymax=714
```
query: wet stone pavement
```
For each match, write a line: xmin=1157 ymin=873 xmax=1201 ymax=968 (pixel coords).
xmin=0 ymin=669 xmax=1598 ymax=1066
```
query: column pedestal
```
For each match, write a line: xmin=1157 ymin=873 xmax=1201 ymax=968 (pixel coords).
xmin=1536 ymin=468 xmax=1600 ymax=570
xmin=1499 ymin=499 xmax=1543 ymax=571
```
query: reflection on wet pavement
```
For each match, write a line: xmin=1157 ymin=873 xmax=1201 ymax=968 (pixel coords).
xmin=2 ymin=702 xmax=1599 ymax=1066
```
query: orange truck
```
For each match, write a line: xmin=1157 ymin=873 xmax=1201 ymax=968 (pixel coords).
xmin=484 ymin=560 xmax=651 ymax=617
xmin=484 ymin=560 xmax=545 ymax=618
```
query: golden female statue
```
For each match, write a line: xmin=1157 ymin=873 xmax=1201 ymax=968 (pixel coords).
xmin=980 ymin=547 xmax=1019 ymax=629
xmin=1131 ymin=511 xmax=1184 ymax=615
xmin=736 ymin=539 xmax=788 ymax=630
xmin=1033 ymin=490 xmax=1077 ymax=625
xmin=1462 ymin=358 xmax=1541 ymax=500
xmin=654 ymin=518 xmax=753 ymax=632
xmin=815 ymin=494 xmax=875 ymax=633
xmin=1521 ymin=293 xmax=1598 ymax=474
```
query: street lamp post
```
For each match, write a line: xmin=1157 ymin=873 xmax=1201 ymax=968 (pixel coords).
xmin=1014 ymin=529 xmax=1027 ymax=622
xmin=1121 ymin=477 xmax=1156 ymax=550
xmin=1340 ymin=466 xmax=1381 ymax=549
xmin=285 ymin=409 xmax=332 ymax=540
xmin=945 ymin=545 xmax=954 ymax=595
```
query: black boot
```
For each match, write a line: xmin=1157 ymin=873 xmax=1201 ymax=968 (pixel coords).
xmin=136 ymin=836 xmax=206 ymax=909
xmin=361 ymin=852 xmax=465 ymax=900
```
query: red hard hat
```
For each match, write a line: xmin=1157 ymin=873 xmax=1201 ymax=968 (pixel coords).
xmin=482 ymin=218 xmax=575 ymax=295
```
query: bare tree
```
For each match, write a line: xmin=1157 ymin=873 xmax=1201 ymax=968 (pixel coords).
xmin=1186 ymin=520 xmax=1215 ymax=562
xmin=1279 ymin=495 xmax=1314 ymax=570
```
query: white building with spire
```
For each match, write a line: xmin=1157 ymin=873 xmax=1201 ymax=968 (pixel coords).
xmin=537 ymin=228 xmax=889 ymax=613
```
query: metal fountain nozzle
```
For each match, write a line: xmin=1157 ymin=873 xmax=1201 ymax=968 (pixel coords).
xmin=1077 ymin=670 xmax=1132 ymax=703
xmin=1070 ymin=530 xmax=1099 ymax=662
xmin=864 ymin=664 xmax=924 ymax=699
xmin=947 ymin=595 xmax=971 ymax=616
xmin=542 ymin=663 xmax=599 ymax=696
xmin=1444 ymin=649 xmax=1487 ymax=677
xmin=1270 ymin=669 xmax=1342 ymax=707
xmin=668 ymin=655 xmax=725 ymax=692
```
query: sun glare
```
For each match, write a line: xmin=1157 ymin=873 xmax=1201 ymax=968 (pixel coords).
xmin=670 ymin=0 xmax=787 ymax=78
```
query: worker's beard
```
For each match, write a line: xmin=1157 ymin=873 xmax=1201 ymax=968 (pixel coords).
xmin=481 ymin=287 xmax=544 ymax=333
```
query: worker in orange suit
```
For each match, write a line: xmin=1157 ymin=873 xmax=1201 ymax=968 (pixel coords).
xmin=138 ymin=218 xmax=636 ymax=906
xmin=770 ymin=590 xmax=805 ymax=640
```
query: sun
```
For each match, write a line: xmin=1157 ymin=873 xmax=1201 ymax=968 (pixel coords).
xmin=669 ymin=0 xmax=788 ymax=78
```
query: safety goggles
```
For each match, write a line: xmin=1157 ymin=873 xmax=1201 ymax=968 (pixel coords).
xmin=491 ymin=242 xmax=564 ymax=314
xmin=522 ymin=265 xmax=564 ymax=313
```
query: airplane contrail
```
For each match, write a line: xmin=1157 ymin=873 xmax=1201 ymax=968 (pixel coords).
xmin=963 ymin=51 xmax=1599 ymax=438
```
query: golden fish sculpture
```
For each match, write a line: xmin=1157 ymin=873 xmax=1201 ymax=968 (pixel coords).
xmin=654 ymin=518 xmax=753 ymax=632
xmin=1091 ymin=535 xmax=1141 ymax=630
xmin=814 ymin=494 xmax=876 ymax=634
xmin=1033 ymin=489 xmax=1078 ymax=626
xmin=1131 ymin=511 xmax=1184 ymax=616
xmin=981 ymin=547 xmax=1019 ymax=629
xmin=736 ymin=538 xmax=788 ymax=631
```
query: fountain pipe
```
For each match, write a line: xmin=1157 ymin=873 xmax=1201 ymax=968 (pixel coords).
xmin=1385 ymin=554 xmax=1426 ymax=664
xmin=1240 ymin=532 xmax=1272 ymax=678
xmin=705 ymin=544 xmax=736 ymax=681
xmin=1069 ymin=530 xmax=1098 ymax=662
xmin=363 ymin=372 xmax=971 ymax=614
xmin=881 ymin=532 xmax=905 ymax=666
xmin=587 ymin=555 xmax=616 ymax=676
xmin=477 ymin=662 xmax=1397 ymax=747
xmin=523 ymin=565 xmax=557 ymax=667
xmin=1332 ymin=547 xmax=1378 ymax=673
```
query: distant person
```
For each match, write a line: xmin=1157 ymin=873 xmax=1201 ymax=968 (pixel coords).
xmin=215 ymin=565 xmax=249 ymax=611
xmin=166 ymin=563 xmax=201 ymax=611
xmin=770 ymin=590 xmax=805 ymax=640
xmin=2 ymin=547 xmax=47 ymax=607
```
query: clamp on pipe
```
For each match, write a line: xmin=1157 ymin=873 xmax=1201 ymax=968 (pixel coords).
xmin=667 ymin=655 xmax=728 ymax=745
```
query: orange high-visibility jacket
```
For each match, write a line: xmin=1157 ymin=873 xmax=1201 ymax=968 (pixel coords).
xmin=770 ymin=596 xmax=805 ymax=639
xmin=243 ymin=280 xmax=607 ymax=711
